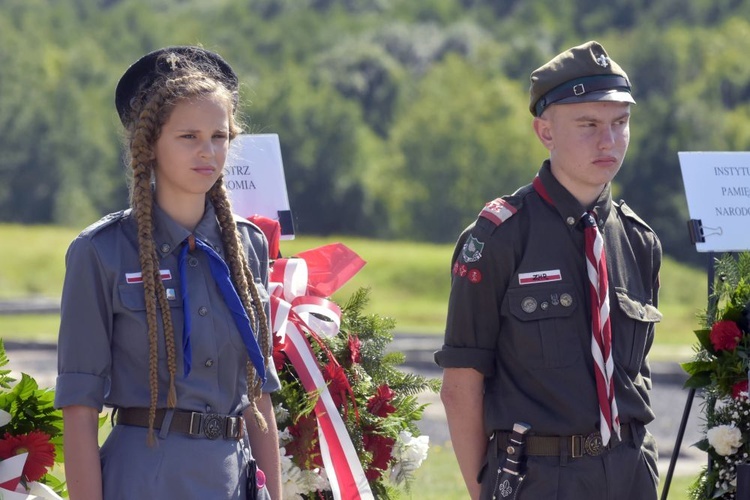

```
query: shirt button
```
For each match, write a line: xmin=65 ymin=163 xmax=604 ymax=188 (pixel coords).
xmin=189 ymin=257 xmax=199 ymax=267
xmin=198 ymin=306 xmax=208 ymax=316
xmin=205 ymin=358 xmax=214 ymax=367
xmin=566 ymin=217 xmax=576 ymax=226
xmin=160 ymin=243 xmax=171 ymax=254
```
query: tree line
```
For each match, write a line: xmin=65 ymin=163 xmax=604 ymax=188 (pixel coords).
xmin=3 ymin=0 xmax=750 ymax=265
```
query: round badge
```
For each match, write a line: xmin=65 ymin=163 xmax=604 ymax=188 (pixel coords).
xmin=540 ymin=301 xmax=549 ymax=311
xmin=459 ymin=264 xmax=468 ymax=277
xmin=560 ymin=293 xmax=573 ymax=307
xmin=468 ymin=269 xmax=483 ymax=284
xmin=584 ymin=433 xmax=604 ymax=456
xmin=521 ymin=297 xmax=537 ymax=313
xmin=203 ymin=414 xmax=223 ymax=440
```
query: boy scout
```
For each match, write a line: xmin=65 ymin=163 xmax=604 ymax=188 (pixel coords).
xmin=435 ymin=41 xmax=662 ymax=500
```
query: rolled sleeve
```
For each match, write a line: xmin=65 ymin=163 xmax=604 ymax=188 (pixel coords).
xmin=436 ymin=221 xmax=510 ymax=376
xmin=54 ymin=373 xmax=108 ymax=411
xmin=261 ymin=356 xmax=281 ymax=393
xmin=55 ymin=236 xmax=113 ymax=410
xmin=434 ymin=345 xmax=496 ymax=376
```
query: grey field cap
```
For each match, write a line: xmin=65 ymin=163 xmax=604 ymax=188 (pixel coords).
xmin=529 ymin=40 xmax=635 ymax=117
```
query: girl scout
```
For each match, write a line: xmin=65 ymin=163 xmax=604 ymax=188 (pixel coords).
xmin=55 ymin=46 xmax=281 ymax=500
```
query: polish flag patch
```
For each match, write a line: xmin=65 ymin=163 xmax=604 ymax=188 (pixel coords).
xmin=479 ymin=198 xmax=517 ymax=226
xmin=518 ymin=269 xmax=562 ymax=285
xmin=126 ymin=270 xmax=173 ymax=284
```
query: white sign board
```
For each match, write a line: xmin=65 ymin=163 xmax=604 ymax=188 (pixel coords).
xmin=225 ymin=134 xmax=295 ymax=239
xmin=678 ymin=151 xmax=750 ymax=252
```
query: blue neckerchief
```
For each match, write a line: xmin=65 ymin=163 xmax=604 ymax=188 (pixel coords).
xmin=179 ymin=235 xmax=266 ymax=384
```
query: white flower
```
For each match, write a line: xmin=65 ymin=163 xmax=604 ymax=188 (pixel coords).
xmin=277 ymin=427 xmax=293 ymax=445
xmin=279 ymin=447 xmax=330 ymax=499
xmin=280 ymin=448 xmax=308 ymax=500
xmin=274 ymin=404 xmax=290 ymax=425
xmin=707 ymin=424 xmax=743 ymax=456
xmin=0 ymin=409 xmax=11 ymax=427
xmin=389 ymin=430 xmax=430 ymax=485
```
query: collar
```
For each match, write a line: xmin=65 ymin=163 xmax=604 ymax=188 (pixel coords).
xmin=533 ymin=160 xmax=612 ymax=230
xmin=152 ymin=199 xmax=225 ymax=258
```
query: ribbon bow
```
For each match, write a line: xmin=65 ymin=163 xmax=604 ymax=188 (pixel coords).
xmin=0 ymin=453 xmax=62 ymax=500
xmin=269 ymin=243 xmax=372 ymax=500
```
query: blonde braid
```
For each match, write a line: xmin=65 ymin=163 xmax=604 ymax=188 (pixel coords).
xmin=128 ymin=86 xmax=180 ymax=444
xmin=209 ymin=179 xmax=270 ymax=432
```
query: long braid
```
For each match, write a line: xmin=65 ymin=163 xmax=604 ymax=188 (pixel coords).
xmin=209 ymin=179 xmax=270 ymax=432
xmin=128 ymin=85 xmax=180 ymax=444
xmin=123 ymin=49 xmax=248 ymax=444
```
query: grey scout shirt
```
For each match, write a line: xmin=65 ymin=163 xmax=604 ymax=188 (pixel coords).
xmin=435 ymin=161 xmax=662 ymax=437
xmin=55 ymin=202 xmax=280 ymax=416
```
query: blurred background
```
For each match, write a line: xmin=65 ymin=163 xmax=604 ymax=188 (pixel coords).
xmin=3 ymin=0 xmax=750 ymax=266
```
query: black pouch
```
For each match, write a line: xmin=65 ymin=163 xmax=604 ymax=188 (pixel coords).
xmin=246 ymin=459 xmax=258 ymax=500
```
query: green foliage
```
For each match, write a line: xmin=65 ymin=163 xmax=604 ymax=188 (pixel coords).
xmin=682 ymin=254 xmax=750 ymax=395
xmin=4 ymin=0 xmax=750 ymax=262
xmin=271 ymin=287 xmax=438 ymax=497
xmin=0 ymin=339 xmax=66 ymax=494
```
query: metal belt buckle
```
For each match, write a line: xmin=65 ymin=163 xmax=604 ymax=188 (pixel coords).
xmin=583 ymin=432 xmax=604 ymax=456
xmin=571 ymin=435 xmax=584 ymax=458
xmin=225 ymin=416 xmax=243 ymax=440
xmin=203 ymin=413 xmax=224 ymax=440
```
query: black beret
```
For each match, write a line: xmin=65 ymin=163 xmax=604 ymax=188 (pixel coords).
xmin=115 ymin=45 xmax=239 ymax=125
xmin=529 ymin=41 xmax=634 ymax=117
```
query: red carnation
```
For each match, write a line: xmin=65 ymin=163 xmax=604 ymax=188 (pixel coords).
xmin=346 ymin=335 xmax=362 ymax=367
xmin=272 ymin=340 xmax=287 ymax=372
xmin=363 ymin=433 xmax=396 ymax=481
xmin=322 ymin=362 xmax=350 ymax=409
xmin=733 ymin=379 xmax=749 ymax=399
xmin=710 ymin=320 xmax=743 ymax=351
xmin=367 ymin=385 xmax=396 ymax=418
xmin=0 ymin=431 xmax=56 ymax=482
xmin=286 ymin=414 xmax=323 ymax=469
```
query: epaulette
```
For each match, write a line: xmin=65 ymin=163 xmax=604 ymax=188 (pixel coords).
xmin=616 ymin=201 xmax=656 ymax=233
xmin=477 ymin=185 xmax=530 ymax=227
xmin=79 ymin=210 xmax=127 ymax=238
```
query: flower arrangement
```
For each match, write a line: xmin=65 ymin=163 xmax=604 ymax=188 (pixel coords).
xmin=683 ymin=253 xmax=750 ymax=499
xmin=271 ymin=276 xmax=439 ymax=499
xmin=0 ymin=339 xmax=66 ymax=499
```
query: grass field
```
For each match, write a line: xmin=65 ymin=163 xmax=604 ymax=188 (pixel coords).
xmin=0 ymin=224 xmax=708 ymax=350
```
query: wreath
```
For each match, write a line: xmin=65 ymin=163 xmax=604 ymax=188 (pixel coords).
xmin=683 ymin=253 xmax=750 ymax=499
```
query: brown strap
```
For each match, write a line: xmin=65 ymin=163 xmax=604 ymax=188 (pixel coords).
xmin=116 ymin=407 xmax=244 ymax=441
xmin=494 ymin=425 xmax=632 ymax=458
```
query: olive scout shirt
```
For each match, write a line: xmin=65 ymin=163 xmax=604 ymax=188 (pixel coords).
xmin=435 ymin=161 xmax=662 ymax=437
xmin=55 ymin=202 xmax=280 ymax=416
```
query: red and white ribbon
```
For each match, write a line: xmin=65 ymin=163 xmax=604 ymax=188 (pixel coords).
xmin=0 ymin=453 xmax=62 ymax=500
xmin=583 ymin=212 xmax=620 ymax=445
xmin=270 ymin=245 xmax=372 ymax=500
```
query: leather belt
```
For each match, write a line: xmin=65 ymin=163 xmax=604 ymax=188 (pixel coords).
xmin=116 ymin=408 xmax=245 ymax=441
xmin=493 ymin=425 xmax=632 ymax=458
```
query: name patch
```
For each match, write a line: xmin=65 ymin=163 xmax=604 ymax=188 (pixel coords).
xmin=518 ymin=269 xmax=561 ymax=285
xmin=126 ymin=270 xmax=173 ymax=284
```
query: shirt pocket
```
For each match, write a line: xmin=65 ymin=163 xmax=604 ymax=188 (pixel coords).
xmin=612 ymin=289 xmax=662 ymax=374
xmin=117 ymin=283 xmax=184 ymax=360
xmin=506 ymin=283 xmax=581 ymax=368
